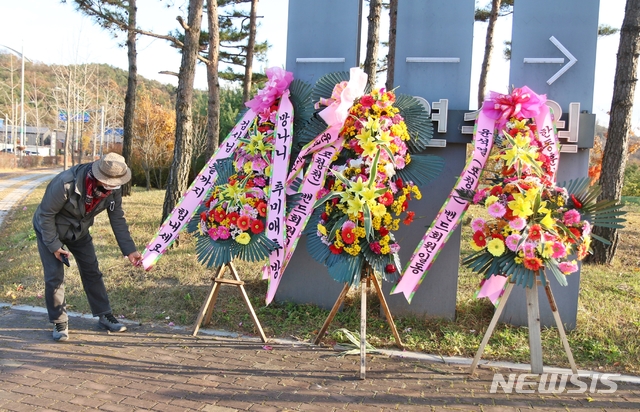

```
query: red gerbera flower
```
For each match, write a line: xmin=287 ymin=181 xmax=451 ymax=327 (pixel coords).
xmin=237 ymin=215 xmax=251 ymax=231
xmin=200 ymin=211 xmax=208 ymax=221
xmin=342 ymin=227 xmax=356 ymax=245
xmin=257 ymin=201 xmax=268 ymax=218
xmin=490 ymin=185 xmax=503 ymax=196
xmin=567 ymin=227 xmax=582 ymax=243
xmin=329 ymin=244 xmax=343 ymax=254
xmin=529 ymin=224 xmax=542 ymax=241
xmin=379 ymin=191 xmax=394 ymax=206
xmin=227 ymin=212 xmax=239 ymax=226
xmin=473 ymin=230 xmax=487 ymax=247
xmin=523 ymin=257 xmax=543 ymax=271
xmin=378 ymin=227 xmax=389 ymax=237
xmin=250 ymin=219 xmax=264 ymax=234
xmin=214 ymin=208 xmax=227 ymax=223
xmin=395 ymin=178 xmax=404 ymax=190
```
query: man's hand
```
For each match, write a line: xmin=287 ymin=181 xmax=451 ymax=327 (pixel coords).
xmin=127 ymin=251 xmax=143 ymax=266
xmin=54 ymin=248 xmax=70 ymax=262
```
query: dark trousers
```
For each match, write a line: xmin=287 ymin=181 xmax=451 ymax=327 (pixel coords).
xmin=35 ymin=229 xmax=112 ymax=323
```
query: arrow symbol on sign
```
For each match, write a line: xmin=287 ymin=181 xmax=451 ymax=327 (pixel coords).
xmin=523 ymin=36 xmax=577 ymax=85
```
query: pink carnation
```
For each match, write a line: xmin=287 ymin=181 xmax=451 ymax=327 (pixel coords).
xmin=563 ymin=209 xmax=581 ymax=226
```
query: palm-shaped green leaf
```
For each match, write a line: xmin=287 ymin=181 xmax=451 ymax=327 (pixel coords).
xmin=394 ymin=93 xmax=434 ymax=152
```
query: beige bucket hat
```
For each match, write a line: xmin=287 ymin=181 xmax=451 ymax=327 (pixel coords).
xmin=92 ymin=152 xmax=132 ymax=186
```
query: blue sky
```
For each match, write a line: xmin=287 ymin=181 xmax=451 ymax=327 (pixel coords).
xmin=0 ymin=0 xmax=633 ymax=129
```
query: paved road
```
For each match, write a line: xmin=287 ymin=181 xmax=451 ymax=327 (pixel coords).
xmin=0 ymin=306 xmax=639 ymax=411
xmin=0 ymin=169 xmax=60 ymax=227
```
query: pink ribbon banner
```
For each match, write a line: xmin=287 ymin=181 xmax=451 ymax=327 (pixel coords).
xmin=391 ymin=111 xmax=495 ymax=303
xmin=263 ymin=94 xmax=294 ymax=282
xmin=141 ymin=109 xmax=257 ymax=270
xmin=264 ymin=130 xmax=343 ymax=304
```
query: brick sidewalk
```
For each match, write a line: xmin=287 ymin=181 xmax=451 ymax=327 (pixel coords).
xmin=1 ymin=306 xmax=638 ymax=411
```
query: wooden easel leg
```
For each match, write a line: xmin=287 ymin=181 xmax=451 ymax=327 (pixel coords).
xmin=470 ymin=282 xmax=514 ymax=374
xmin=313 ymin=282 xmax=350 ymax=345
xmin=228 ymin=262 xmax=268 ymax=343
xmin=192 ymin=265 xmax=226 ymax=337
xmin=544 ymin=283 xmax=578 ymax=374
xmin=360 ymin=273 xmax=368 ymax=380
xmin=369 ymin=275 xmax=403 ymax=349
xmin=526 ymin=283 xmax=544 ymax=374
xmin=202 ymin=265 xmax=227 ymax=326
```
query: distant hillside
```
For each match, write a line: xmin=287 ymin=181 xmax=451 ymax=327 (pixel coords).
xmin=0 ymin=52 xmax=203 ymax=132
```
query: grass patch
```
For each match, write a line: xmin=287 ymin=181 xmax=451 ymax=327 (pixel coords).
xmin=1 ymin=184 xmax=639 ymax=374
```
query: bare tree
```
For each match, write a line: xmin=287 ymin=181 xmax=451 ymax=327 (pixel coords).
xmin=161 ymin=0 xmax=205 ymax=222
xmin=205 ymin=0 xmax=221 ymax=158
xmin=588 ymin=0 xmax=640 ymax=264
xmin=475 ymin=0 xmax=513 ymax=107
xmin=364 ymin=0 xmax=382 ymax=90
xmin=121 ymin=0 xmax=137 ymax=196
xmin=385 ymin=0 xmax=398 ymax=91
xmin=66 ymin=0 xmax=138 ymax=194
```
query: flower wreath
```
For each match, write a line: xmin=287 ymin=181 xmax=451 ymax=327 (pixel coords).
xmin=459 ymin=87 xmax=626 ymax=288
xmin=187 ymin=68 xmax=314 ymax=267
xmin=301 ymin=71 xmax=445 ymax=285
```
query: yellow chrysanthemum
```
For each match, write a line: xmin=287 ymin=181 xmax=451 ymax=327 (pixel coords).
xmin=370 ymin=203 xmax=387 ymax=218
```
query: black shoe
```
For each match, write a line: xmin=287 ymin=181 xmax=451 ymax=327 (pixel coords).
xmin=53 ymin=322 xmax=69 ymax=341
xmin=98 ymin=313 xmax=127 ymax=332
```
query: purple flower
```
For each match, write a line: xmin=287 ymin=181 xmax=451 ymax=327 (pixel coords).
xmin=389 ymin=243 xmax=401 ymax=253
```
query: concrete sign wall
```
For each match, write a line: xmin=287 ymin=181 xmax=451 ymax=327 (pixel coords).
xmin=284 ymin=0 xmax=361 ymax=86
xmin=502 ymin=0 xmax=600 ymax=329
xmin=381 ymin=0 xmax=475 ymax=319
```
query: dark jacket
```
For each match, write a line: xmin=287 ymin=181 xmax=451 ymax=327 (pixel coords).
xmin=33 ymin=162 xmax=137 ymax=256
